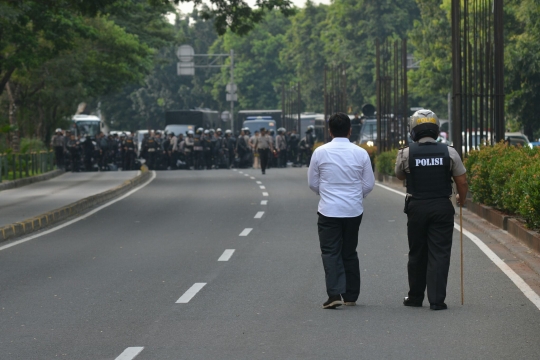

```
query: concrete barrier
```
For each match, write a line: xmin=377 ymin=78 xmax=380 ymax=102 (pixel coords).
xmin=0 ymin=170 xmax=152 ymax=243
xmin=0 ymin=169 xmax=64 ymax=192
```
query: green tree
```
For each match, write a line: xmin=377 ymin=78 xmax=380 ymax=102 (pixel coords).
xmin=407 ymin=0 xmax=452 ymax=116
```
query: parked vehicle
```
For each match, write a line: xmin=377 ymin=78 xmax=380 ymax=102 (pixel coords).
xmin=505 ymin=132 xmax=532 ymax=148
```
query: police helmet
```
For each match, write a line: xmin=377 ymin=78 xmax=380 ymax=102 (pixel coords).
xmin=216 ymin=128 xmax=222 ymax=133
xmin=187 ymin=130 xmax=194 ymax=135
xmin=225 ymin=129 xmax=232 ymax=135
xmin=55 ymin=128 xmax=62 ymax=133
xmin=204 ymin=129 xmax=209 ymax=134
xmin=306 ymin=125 xmax=314 ymax=132
xmin=209 ymin=129 xmax=215 ymax=135
xmin=278 ymin=127 xmax=285 ymax=134
xmin=196 ymin=128 xmax=203 ymax=134
xmin=169 ymin=132 xmax=175 ymax=136
xmin=409 ymin=109 xmax=440 ymax=141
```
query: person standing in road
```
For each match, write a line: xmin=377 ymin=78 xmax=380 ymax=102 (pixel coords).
xmin=308 ymin=113 xmax=375 ymax=309
xmin=276 ymin=128 xmax=287 ymax=168
xmin=255 ymin=127 xmax=274 ymax=175
xmin=51 ymin=129 xmax=66 ymax=169
xmin=395 ymin=109 xmax=468 ymax=311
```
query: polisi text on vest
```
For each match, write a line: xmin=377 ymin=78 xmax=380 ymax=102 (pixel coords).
xmin=415 ymin=158 xmax=444 ymax=167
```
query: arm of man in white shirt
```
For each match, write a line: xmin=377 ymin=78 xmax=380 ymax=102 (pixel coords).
xmin=307 ymin=150 xmax=320 ymax=195
xmin=361 ymin=156 xmax=375 ymax=198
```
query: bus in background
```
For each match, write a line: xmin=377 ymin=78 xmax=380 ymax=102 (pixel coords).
xmin=165 ymin=109 xmax=221 ymax=135
xmin=238 ymin=110 xmax=282 ymax=129
xmin=242 ymin=116 xmax=277 ymax=135
xmin=72 ymin=114 xmax=108 ymax=138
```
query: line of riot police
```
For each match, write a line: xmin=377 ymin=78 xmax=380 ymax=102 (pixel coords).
xmin=51 ymin=125 xmax=317 ymax=172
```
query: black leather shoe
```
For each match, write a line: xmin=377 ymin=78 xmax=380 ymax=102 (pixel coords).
xmin=403 ymin=297 xmax=423 ymax=307
xmin=430 ymin=303 xmax=448 ymax=310
xmin=323 ymin=295 xmax=343 ymax=309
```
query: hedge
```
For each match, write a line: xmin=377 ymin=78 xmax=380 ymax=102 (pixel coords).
xmin=375 ymin=149 xmax=398 ymax=176
xmin=465 ymin=142 xmax=540 ymax=229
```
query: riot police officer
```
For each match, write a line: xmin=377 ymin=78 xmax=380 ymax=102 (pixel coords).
xmin=123 ymin=135 xmax=136 ymax=170
xmin=305 ymin=125 xmax=315 ymax=165
xmin=193 ymin=128 xmax=204 ymax=170
xmin=225 ymin=129 xmax=236 ymax=168
xmin=276 ymin=128 xmax=287 ymax=168
xmin=395 ymin=109 xmax=468 ymax=310
xmin=185 ymin=130 xmax=195 ymax=169
xmin=66 ymin=134 xmax=81 ymax=172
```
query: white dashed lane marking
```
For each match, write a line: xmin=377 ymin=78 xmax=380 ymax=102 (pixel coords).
xmin=218 ymin=249 xmax=235 ymax=261
xmin=254 ymin=211 xmax=264 ymax=219
xmin=244 ymin=174 xmax=249 ymax=176
xmin=262 ymin=192 xmax=269 ymax=197
xmin=115 ymin=347 xmax=144 ymax=360
xmin=260 ymin=186 xmax=266 ymax=189
xmin=261 ymin=200 xmax=268 ymax=205
xmin=256 ymin=181 xmax=262 ymax=184
xmin=176 ymin=283 xmax=207 ymax=303
xmin=239 ymin=228 xmax=253 ymax=236
xmin=250 ymin=177 xmax=256 ymax=179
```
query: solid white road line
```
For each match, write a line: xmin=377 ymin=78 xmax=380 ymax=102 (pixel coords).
xmin=115 ymin=347 xmax=144 ymax=360
xmin=256 ymin=181 xmax=262 ymax=184
xmin=375 ymin=182 xmax=540 ymax=311
xmin=262 ymin=192 xmax=269 ymax=197
xmin=176 ymin=283 xmax=207 ymax=303
xmin=254 ymin=211 xmax=264 ymax=219
xmin=250 ymin=177 xmax=256 ymax=179
xmin=260 ymin=185 xmax=266 ymax=189
xmin=0 ymin=171 xmax=157 ymax=252
xmin=218 ymin=249 xmax=235 ymax=261
xmin=239 ymin=228 xmax=253 ymax=236
xmin=261 ymin=200 xmax=268 ymax=205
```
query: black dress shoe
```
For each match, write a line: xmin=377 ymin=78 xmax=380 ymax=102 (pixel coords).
xmin=323 ymin=295 xmax=343 ymax=309
xmin=403 ymin=297 xmax=423 ymax=307
xmin=430 ymin=303 xmax=448 ymax=310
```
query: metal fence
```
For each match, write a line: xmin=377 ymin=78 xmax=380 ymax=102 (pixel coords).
xmin=451 ymin=0 xmax=505 ymax=157
xmin=282 ymin=82 xmax=301 ymax=132
xmin=323 ymin=64 xmax=348 ymax=141
xmin=376 ymin=38 xmax=408 ymax=153
xmin=0 ymin=151 xmax=55 ymax=183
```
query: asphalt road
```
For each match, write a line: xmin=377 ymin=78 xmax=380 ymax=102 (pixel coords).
xmin=0 ymin=168 xmax=539 ymax=359
xmin=0 ymin=171 xmax=139 ymax=227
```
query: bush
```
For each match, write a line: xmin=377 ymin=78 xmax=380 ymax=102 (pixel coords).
xmin=20 ymin=138 xmax=47 ymax=154
xmin=375 ymin=149 xmax=398 ymax=176
xmin=357 ymin=144 xmax=377 ymax=169
xmin=465 ymin=142 xmax=540 ymax=229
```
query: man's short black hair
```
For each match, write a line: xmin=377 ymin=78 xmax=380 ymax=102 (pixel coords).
xmin=329 ymin=112 xmax=351 ymax=137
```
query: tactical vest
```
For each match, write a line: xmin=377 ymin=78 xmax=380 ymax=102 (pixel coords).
xmin=405 ymin=142 xmax=452 ymax=200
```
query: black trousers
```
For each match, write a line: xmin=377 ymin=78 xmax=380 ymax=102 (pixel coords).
xmin=258 ymin=148 xmax=270 ymax=172
xmin=54 ymin=146 xmax=64 ymax=169
xmin=406 ymin=198 xmax=455 ymax=305
xmin=317 ymin=213 xmax=363 ymax=300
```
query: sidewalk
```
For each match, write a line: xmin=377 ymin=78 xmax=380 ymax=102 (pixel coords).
xmin=0 ymin=171 xmax=139 ymax=228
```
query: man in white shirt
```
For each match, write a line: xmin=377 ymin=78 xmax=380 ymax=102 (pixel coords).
xmin=308 ymin=112 xmax=375 ymax=309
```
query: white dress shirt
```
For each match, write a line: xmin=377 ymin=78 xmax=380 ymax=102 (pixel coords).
xmin=308 ymin=137 xmax=375 ymax=217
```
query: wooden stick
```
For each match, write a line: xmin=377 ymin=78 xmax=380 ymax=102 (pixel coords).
xmin=460 ymin=204 xmax=464 ymax=305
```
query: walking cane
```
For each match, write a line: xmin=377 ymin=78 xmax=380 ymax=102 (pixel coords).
xmin=460 ymin=203 xmax=464 ymax=305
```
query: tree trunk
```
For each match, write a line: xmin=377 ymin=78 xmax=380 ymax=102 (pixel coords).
xmin=5 ymin=81 xmax=20 ymax=152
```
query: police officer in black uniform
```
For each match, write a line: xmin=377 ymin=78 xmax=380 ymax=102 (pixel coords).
xmin=395 ymin=109 xmax=468 ymax=311
xmin=123 ymin=135 xmax=136 ymax=170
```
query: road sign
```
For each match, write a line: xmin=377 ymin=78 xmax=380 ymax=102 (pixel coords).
xmin=177 ymin=45 xmax=194 ymax=62
xmin=226 ymin=83 xmax=237 ymax=94
xmin=226 ymin=94 xmax=238 ymax=102
xmin=177 ymin=62 xmax=194 ymax=76
xmin=221 ymin=111 xmax=230 ymax=121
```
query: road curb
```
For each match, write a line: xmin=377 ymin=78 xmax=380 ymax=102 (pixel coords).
xmin=0 ymin=170 xmax=151 ymax=243
xmin=0 ymin=169 xmax=64 ymax=192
